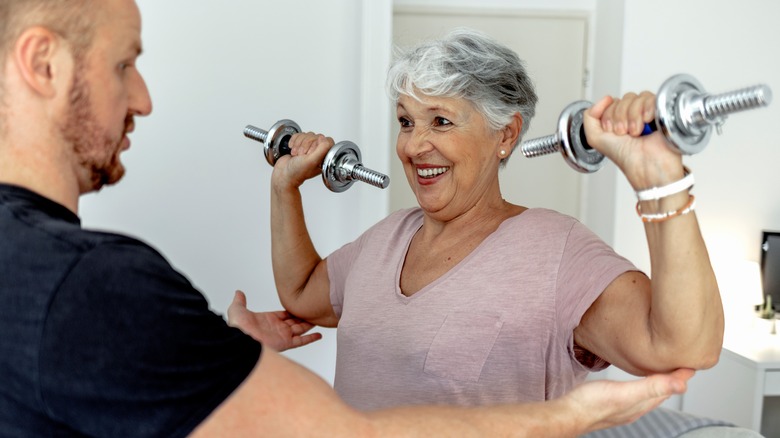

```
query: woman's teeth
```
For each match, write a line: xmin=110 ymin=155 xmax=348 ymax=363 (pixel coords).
xmin=417 ymin=167 xmax=448 ymax=178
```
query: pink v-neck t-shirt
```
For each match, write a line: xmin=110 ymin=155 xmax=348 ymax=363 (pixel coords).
xmin=327 ymin=207 xmax=636 ymax=411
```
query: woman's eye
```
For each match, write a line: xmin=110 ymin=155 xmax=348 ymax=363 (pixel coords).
xmin=434 ymin=117 xmax=452 ymax=127
xmin=398 ymin=117 xmax=412 ymax=128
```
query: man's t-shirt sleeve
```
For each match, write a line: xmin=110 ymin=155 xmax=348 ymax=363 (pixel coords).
xmin=38 ymin=239 xmax=261 ymax=437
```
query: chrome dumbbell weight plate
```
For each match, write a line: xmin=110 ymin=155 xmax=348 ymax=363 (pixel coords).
xmin=656 ymin=74 xmax=710 ymax=155
xmin=657 ymin=73 xmax=773 ymax=155
xmin=263 ymin=119 xmax=301 ymax=165
xmin=321 ymin=141 xmax=391 ymax=192
xmin=322 ymin=141 xmax=362 ymax=193
xmin=559 ymin=100 xmax=606 ymax=173
xmin=520 ymin=100 xmax=605 ymax=173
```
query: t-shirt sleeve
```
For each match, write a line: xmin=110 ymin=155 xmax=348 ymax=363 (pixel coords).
xmin=39 ymin=239 xmax=261 ymax=438
xmin=556 ymin=220 xmax=638 ymax=371
xmin=325 ymin=209 xmax=413 ymax=318
xmin=327 ymin=237 xmax=363 ymax=319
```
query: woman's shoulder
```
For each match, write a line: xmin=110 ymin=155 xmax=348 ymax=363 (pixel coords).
xmin=502 ymin=207 xmax=579 ymax=232
xmin=499 ymin=208 xmax=607 ymax=253
xmin=357 ymin=207 xmax=423 ymax=240
xmin=378 ymin=207 xmax=424 ymax=228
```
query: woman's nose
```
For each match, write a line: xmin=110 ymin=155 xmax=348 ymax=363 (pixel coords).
xmin=399 ymin=127 xmax=432 ymax=158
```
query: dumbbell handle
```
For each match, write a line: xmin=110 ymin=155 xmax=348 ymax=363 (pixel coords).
xmin=521 ymin=74 xmax=772 ymax=173
xmin=521 ymin=114 xmax=657 ymax=158
xmin=243 ymin=123 xmax=390 ymax=192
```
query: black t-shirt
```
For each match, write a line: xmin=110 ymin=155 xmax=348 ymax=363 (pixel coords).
xmin=0 ymin=184 xmax=262 ymax=437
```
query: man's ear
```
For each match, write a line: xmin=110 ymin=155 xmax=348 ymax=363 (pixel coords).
xmin=13 ymin=26 xmax=70 ymax=98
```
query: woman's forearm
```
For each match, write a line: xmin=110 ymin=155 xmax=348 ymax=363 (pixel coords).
xmin=270 ymin=183 xmax=322 ymax=310
xmin=643 ymin=192 xmax=723 ymax=368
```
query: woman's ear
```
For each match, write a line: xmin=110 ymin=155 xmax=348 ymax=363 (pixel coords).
xmin=13 ymin=26 xmax=68 ymax=98
xmin=497 ymin=112 xmax=523 ymax=157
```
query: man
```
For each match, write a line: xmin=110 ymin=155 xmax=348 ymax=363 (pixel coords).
xmin=0 ymin=0 xmax=693 ymax=436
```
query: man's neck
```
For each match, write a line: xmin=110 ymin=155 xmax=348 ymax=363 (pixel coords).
xmin=0 ymin=146 xmax=81 ymax=214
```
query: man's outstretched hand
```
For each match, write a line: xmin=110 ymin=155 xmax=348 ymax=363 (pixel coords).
xmin=227 ymin=290 xmax=322 ymax=352
xmin=565 ymin=368 xmax=695 ymax=434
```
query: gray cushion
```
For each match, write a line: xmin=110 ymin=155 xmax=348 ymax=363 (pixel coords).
xmin=581 ymin=407 xmax=760 ymax=438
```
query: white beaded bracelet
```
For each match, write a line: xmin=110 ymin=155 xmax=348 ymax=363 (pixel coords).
xmin=635 ymin=166 xmax=694 ymax=201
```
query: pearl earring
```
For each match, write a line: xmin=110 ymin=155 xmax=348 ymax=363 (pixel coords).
xmin=499 ymin=149 xmax=507 ymax=156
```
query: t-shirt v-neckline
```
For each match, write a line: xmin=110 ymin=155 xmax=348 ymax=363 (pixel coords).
xmin=394 ymin=211 xmax=529 ymax=302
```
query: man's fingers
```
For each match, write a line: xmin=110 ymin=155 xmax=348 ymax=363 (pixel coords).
xmin=294 ymin=332 xmax=323 ymax=348
xmin=644 ymin=368 xmax=694 ymax=399
xmin=666 ymin=368 xmax=694 ymax=393
xmin=289 ymin=321 xmax=317 ymax=335
xmin=232 ymin=290 xmax=247 ymax=306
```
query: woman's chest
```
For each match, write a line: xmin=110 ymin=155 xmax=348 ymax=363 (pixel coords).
xmin=400 ymin=232 xmax=486 ymax=296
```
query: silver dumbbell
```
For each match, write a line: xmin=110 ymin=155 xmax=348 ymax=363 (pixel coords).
xmin=243 ymin=120 xmax=390 ymax=192
xmin=521 ymin=74 xmax=773 ymax=173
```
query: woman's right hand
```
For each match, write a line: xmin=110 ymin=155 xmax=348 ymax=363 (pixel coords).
xmin=271 ymin=132 xmax=335 ymax=190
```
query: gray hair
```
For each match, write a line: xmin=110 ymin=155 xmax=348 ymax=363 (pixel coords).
xmin=386 ymin=28 xmax=538 ymax=165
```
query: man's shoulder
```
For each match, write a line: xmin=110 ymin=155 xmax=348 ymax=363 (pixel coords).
xmin=0 ymin=184 xmax=163 ymax=259
xmin=65 ymin=230 xmax=188 ymax=292
xmin=77 ymin=227 xmax=162 ymax=258
xmin=46 ymin=225 xmax=173 ymax=281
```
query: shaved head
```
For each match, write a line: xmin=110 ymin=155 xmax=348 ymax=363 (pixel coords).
xmin=0 ymin=0 xmax=100 ymax=132
xmin=0 ymin=0 xmax=98 ymax=59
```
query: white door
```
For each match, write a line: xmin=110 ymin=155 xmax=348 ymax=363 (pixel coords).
xmin=389 ymin=7 xmax=589 ymax=219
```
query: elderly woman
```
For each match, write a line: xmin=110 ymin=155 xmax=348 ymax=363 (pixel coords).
xmin=262 ymin=28 xmax=723 ymax=410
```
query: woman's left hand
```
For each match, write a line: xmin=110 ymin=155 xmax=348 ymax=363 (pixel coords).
xmin=582 ymin=92 xmax=685 ymax=189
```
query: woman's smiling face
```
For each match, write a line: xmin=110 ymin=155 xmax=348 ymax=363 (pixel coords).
xmin=395 ymin=93 xmax=505 ymax=220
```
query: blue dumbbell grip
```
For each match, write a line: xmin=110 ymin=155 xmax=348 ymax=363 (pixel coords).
xmin=641 ymin=121 xmax=658 ymax=136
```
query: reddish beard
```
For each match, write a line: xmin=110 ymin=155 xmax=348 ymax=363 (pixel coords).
xmin=61 ymin=61 xmax=130 ymax=192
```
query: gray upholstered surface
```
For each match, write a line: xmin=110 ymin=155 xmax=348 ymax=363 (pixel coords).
xmin=679 ymin=426 xmax=764 ymax=438
xmin=581 ymin=407 xmax=764 ymax=438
